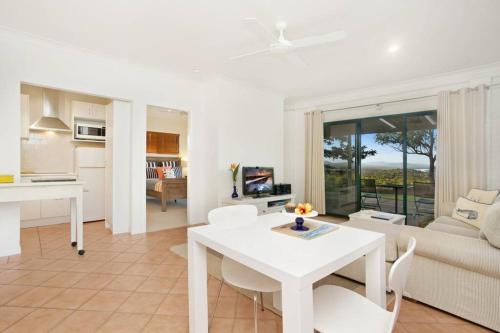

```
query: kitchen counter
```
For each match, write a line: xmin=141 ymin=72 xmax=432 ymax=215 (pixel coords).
xmin=0 ymin=181 xmax=85 ymax=188
xmin=0 ymin=181 xmax=86 ymax=257
xmin=21 ymin=173 xmax=77 ymax=177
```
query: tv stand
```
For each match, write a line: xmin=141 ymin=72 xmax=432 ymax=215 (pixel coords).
xmin=222 ymin=194 xmax=295 ymax=215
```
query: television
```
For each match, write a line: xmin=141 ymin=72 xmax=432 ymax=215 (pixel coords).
xmin=242 ymin=166 xmax=274 ymax=197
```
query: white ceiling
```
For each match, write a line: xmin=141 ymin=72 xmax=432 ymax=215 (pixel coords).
xmin=1 ymin=0 xmax=500 ymax=100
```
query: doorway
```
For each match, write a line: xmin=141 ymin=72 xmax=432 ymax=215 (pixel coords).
xmin=146 ymin=106 xmax=189 ymax=232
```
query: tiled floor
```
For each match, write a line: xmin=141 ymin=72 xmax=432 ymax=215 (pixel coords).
xmin=0 ymin=221 xmax=493 ymax=332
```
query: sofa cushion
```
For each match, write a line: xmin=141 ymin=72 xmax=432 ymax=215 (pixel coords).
xmin=398 ymin=226 xmax=500 ymax=280
xmin=452 ymin=197 xmax=489 ymax=229
xmin=426 ymin=216 xmax=479 ymax=238
xmin=467 ymin=189 xmax=499 ymax=204
xmin=342 ymin=219 xmax=400 ymax=262
xmin=480 ymin=202 xmax=500 ymax=248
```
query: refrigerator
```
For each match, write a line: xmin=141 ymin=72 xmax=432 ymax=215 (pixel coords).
xmin=75 ymin=147 xmax=106 ymax=222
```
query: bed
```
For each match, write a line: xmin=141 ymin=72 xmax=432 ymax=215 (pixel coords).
xmin=146 ymin=157 xmax=187 ymax=212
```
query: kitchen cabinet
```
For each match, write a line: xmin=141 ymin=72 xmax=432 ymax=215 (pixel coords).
xmin=20 ymin=176 xmax=73 ymax=226
xmin=41 ymin=199 xmax=70 ymax=218
xmin=146 ymin=131 xmax=179 ymax=155
xmin=20 ymin=94 xmax=30 ymax=139
xmin=72 ymin=101 xmax=106 ymax=121
xmin=20 ymin=200 xmax=41 ymax=220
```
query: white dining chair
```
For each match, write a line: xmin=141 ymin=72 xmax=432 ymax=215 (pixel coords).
xmin=313 ymin=237 xmax=417 ymax=333
xmin=208 ymin=205 xmax=281 ymax=333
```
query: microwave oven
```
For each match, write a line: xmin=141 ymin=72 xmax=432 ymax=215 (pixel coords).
xmin=74 ymin=122 xmax=106 ymax=141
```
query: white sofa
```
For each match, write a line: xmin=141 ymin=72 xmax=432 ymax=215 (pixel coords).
xmin=336 ymin=203 xmax=500 ymax=331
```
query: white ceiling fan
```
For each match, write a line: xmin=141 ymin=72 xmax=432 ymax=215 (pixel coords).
xmin=230 ymin=18 xmax=346 ymax=65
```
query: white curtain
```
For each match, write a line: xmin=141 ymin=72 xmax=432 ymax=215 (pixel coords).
xmin=436 ymin=85 xmax=488 ymax=216
xmin=305 ymin=111 xmax=325 ymax=214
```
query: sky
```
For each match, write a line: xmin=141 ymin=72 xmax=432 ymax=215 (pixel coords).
xmin=325 ymin=133 xmax=431 ymax=167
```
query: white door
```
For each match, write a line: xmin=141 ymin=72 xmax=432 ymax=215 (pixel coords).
xmin=79 ymin=168 xmax=106 ymax=222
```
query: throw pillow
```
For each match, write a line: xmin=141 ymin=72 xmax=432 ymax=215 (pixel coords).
xmin=480 ymin=202 xmax=500 ymax=248
xmin=156 ymin=167 xmax=166 ymax=180
xmin=162 ymin=166 xmax=176 ymax=179
xmin=452 ymin=197 xmax=490 ymax=229
xmin=146 ymin=167 xmax=158 ymax=179
xmin=467 ymin=189 xmax=499 ymax=205
xmin=173 ymin=166 xmax=182 ymax=178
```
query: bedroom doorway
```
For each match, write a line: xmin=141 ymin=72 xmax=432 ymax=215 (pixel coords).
xmin=146 ymin=106 xmax=188 ymax=232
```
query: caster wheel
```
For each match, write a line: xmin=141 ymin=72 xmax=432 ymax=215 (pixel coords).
xmin=78 ymin=250 xmax=85 ymax=255
xmin=71 ymin=241 xmax=77 ymax=247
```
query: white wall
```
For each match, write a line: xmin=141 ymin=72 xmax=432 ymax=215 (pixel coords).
xmin=0 ymin=28 xmax=285 ymax=255
xmin=284 ymin=65 xmax=500 ymax=202
xmin=106 ymin=100 xmax=132 ymax=234
xmin=203 ymin=77 xmax=285 ymax=204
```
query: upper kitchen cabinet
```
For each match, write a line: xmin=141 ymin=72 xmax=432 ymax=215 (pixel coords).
xmin=72 ymin=101 xmax=106 ymax=121
xmin=20 ymin=94 xmax=30 ymax=139
xmin=146 ymin=131 xmax=179 ymax=155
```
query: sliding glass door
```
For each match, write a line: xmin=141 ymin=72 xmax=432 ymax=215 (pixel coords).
xmin=406 ymin=113 xmax=437 ymax=227
xmin=360 ymin=115 xmax=404 ymax=215
xmin=323 ymin=111 xmax=437 ymax=226
xmin=323 ymin=122 xmax=359 ymax=216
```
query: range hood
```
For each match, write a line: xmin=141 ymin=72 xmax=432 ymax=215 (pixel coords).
xmin=30 ymin=89 xmax=72 ymax=133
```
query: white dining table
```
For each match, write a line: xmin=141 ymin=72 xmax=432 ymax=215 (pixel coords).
xmin=188 ymin=213 xmax=386 ymax=333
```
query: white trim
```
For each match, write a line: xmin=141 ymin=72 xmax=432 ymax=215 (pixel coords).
xmin=285 ymin=62 xmax=500 ymax=112
xmin=21 ymin=216 xmax=70 ymax=228
xmin=0 ymin=246 xmax=21 ymax=257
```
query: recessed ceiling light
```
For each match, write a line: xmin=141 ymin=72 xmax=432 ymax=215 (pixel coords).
xmin=387 ymin=44 xmax=400 ymax=53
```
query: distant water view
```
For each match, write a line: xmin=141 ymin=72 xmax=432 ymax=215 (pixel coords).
xmin=323 ymin=111 xmax=437 ymax=227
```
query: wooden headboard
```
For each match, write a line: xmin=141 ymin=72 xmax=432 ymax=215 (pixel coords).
xmin=146 ymin=156 xmax=181 ymax=163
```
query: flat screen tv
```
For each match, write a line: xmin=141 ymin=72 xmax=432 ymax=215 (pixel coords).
xmin=242 ymin=166 xmax=274 ymax=197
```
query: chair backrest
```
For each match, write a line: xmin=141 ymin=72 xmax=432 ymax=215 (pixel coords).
xmin=413 ymin=182 xmax=434 ymax=199
xmin=387 ymin=237 xmax=417 ymax=331
xmin=207 ymin=205 xmax=258 ymax=227
xmin=361 ymin=178 xmax=378 ymax=194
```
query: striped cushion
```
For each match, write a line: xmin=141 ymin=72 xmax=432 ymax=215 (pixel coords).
xmin=146 ymin=167 xmax=158 ymax=179
xmin=173 ymin=166 xmax=182 ymax=178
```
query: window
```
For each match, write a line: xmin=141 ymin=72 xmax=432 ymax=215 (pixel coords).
xmin=323 ymin=111 xmax=437 ymax=226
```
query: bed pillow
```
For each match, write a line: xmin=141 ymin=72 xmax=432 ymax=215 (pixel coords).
xmin=156 ymin=167 xmax=166 ymax=180
xmin=146 ymin=167 xmax=158 ymax=179
xmin=162 ymin=167 xmax=176 ymax=179
xmin=466 ymin=189 xmax=499 ymax=205
xmin=452 ymin=197 xmax=490 ymax=229
xmin=173 ymin=166 xmax=182 ymax=178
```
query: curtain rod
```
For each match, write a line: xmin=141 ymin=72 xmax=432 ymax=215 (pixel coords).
xmin=321 ymin=94 xmax=437 ymax=114
xmin=320 ymin=82 xmax=499 ymax=114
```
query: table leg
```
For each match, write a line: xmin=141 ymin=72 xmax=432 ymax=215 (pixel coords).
xmin=70 ymin=198 xmax=77 ymax=247
xmin=76 ymin=194 xmax=84 ymax=255
xmin=188 ymin=236 xmax=208 ymax=333
xmin=281 ymin=282 xmax=314 ymax=333
xmin=365 ymin=242 xmax=386 ymax=308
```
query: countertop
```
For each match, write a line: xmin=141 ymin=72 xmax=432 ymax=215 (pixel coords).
xmin=0 ymin=181 xmax=85 ymax=188
xmin=21 ymin=173 xmax=77 ymax=177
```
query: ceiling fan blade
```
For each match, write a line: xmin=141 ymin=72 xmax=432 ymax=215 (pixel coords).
xmin=243 ymin=17 xmax=277 ymax=43
xmin=229 ymin=48 xmax=270 ymax=61
xmin=284 ymin=52 xmax=308 ymax=69
xmin=291 ymin=30 xmax=346 ymax=49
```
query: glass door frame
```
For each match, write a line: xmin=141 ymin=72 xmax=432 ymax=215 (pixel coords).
xmin=324 ymin=110 xmax=436 ymax=221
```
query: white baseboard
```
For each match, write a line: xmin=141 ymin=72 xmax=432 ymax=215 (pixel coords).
xmin=0 ymin=246 xmax=21 ymax=258
xmin=21 ymin=216 xmax=70 ymax=228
